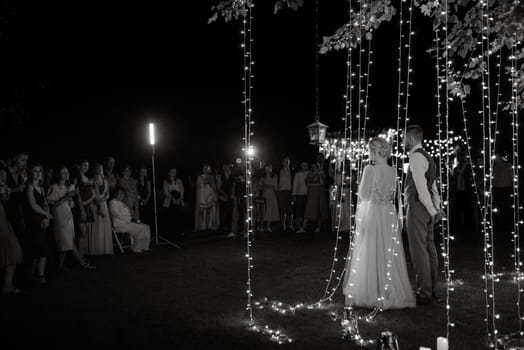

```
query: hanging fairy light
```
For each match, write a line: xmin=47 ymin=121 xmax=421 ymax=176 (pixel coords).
xmin=319 ymin=129 xmax=463 ymax=165
xmin=442 ymin=1 xmax=454 ymax=340
xmin=394 ymin=0 xmax=404 ymax=173
xmin=239 ymin=2 xmax=293 ymax=343
xmin=478 ymin=0 xmax=499 ymax=344
xmin=361 ymin=25 xmax=373 ymax=164
xmin=320 ymin=2 xmax=353 ymax=305
xmin=241 ymin=0 xmax=255 ymax=326
xmin=510 ymin=42 xmax=523 ymax=335
xmin=402 ymin=0 xmax=414 ymax=154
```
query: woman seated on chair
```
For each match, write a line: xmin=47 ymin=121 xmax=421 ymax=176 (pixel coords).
xmin=109 ymin=187 xmax=151 ymax=253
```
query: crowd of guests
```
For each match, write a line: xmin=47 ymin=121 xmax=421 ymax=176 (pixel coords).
xmin=0 ymin=145 xmax=515 ymax=296
xmin=0 ymin=154 xmax=153 ymax=296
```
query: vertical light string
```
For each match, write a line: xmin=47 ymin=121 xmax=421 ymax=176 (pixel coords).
xmin=479 ymin=0 xmax=499 ymax=344
xmin=435 ymin=29 xmax=444 ymax=201
xmin=321 ymin=4 xmax=353 ymax=301
xmin=479 ymin=0 xmax=489 ymax=342
xmin=315 ymin=0 xmax=320 ymax=121
xmin=399 ymin=0 xmax=414 ymax=205
xmin=242 ymin=4 xmax=292 ymax=342
xmin=241 ymin=1 xmax=255 ymax=325
xmin=356 ymin=0 xmax=363 ymax=176
xmin=485 ymin=13 xmax=499 ymax=342
xmin=362 ymin=25 xmax=373 ymax=152
xmin=402 ymin=0 xmax=414 ymax=142
xmin=510 ymin=43 xmax=523 ymax=334
xmin=358 ymin=0 xmax=373 ymax=179
xmin=394 ymin=0 xmax=404 ymax=171
xmin=442 ymin=1 xmax=453 ymax=339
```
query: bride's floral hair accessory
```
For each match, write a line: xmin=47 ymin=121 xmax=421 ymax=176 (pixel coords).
xmin=368 ymin=137 xmax=392 ymax=159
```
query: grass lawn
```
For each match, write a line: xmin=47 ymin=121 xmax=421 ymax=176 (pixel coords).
xmin=1 ymin=229 xmax=521 ymax=349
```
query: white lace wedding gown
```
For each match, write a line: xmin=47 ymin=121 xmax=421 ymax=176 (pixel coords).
xmin=343 ymin=164 xmax=415 ymax=310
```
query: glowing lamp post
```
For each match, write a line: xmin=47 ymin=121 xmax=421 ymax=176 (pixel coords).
xmin=306 ymin=120 xmax=328 ymax=146
xmin=148 ymin=122 xmax=180 ymax=249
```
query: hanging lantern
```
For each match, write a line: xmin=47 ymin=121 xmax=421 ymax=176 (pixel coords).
xmin=307 ymin=120 xmax=328 ymax=145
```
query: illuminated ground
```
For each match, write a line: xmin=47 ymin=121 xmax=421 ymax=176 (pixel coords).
xmin=0 ymin=229 xmax=520 ymax=349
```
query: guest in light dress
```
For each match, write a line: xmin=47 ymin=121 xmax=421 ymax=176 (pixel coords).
xmin=47 ymin=166 xmax=94 ymax=268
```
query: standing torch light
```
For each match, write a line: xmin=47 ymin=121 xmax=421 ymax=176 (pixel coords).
xmin=148 ymin=122 xmax=180 ymax=249
xmin=149 ymin=123 xmax=156 ymax=146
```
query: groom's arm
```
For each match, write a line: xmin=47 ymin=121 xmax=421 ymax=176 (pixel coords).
xmin=431 ymin=181 xmax=441 ymax=211
xmin=409 ymin=153 xmax=438 ymax=217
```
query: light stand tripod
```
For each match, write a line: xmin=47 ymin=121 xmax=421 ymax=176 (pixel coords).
xmin=149 ymin=123 xmax=180 ymax=249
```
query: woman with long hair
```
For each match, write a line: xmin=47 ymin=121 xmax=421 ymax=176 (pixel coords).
xmin=24 ymin=163 xmax=52 ymax=285
xmin=89 ymin=163 xmax=113 ymax=255
xmin=74 ymin=160 xmax=97 ymax=256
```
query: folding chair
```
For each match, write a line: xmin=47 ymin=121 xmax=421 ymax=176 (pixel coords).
xmin=110 ymin=215 xmax=130 ymax=254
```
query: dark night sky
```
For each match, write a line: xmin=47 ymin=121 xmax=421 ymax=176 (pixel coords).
xmin=0 ymin=0 xmax=443 ymax=174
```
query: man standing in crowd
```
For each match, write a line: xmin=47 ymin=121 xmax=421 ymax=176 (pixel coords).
xmin=218 ymin=163 xmax=235 ymax=235
xmin=229 ymin=161 xmax=247 ymax=238
xmin=293 ymin=162 xmax=309 ymax=233
xmin=278 ymin=156 xmax=293 ymax=231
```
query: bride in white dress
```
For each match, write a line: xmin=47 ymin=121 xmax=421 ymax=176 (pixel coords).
xmin=343 ymin=137 xmax=415 ymax=310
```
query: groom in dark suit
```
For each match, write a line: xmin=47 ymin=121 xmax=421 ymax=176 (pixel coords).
xmin=403 ymin=125 xmax=443 ymax=305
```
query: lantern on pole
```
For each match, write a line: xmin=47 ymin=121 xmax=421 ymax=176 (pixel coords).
xmin=307 ymin=120 xmax=328 ymax=145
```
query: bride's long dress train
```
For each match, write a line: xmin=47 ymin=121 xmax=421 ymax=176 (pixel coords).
xmin=343 ymin=165 xmax=415 ymax=310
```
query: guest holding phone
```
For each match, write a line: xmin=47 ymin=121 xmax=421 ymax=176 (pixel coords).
xmin=47 ymin=166 xmax=94 ymax=269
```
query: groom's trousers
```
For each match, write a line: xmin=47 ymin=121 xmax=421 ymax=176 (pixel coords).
xmin=406 ymin=201 xmax=439 ymax=299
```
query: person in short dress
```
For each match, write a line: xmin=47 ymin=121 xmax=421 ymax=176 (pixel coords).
xmin=261 ymin=164 xmax=279 ymax=232
xmin=24 ymin=163 xmax=52 ymax=285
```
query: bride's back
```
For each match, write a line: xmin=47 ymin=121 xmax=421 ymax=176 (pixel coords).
xmin=360 ymin=164 xmax=397 ymax=204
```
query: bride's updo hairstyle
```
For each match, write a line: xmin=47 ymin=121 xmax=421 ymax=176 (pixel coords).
xmin=368 ymin=137 xmax=392 ymax=159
